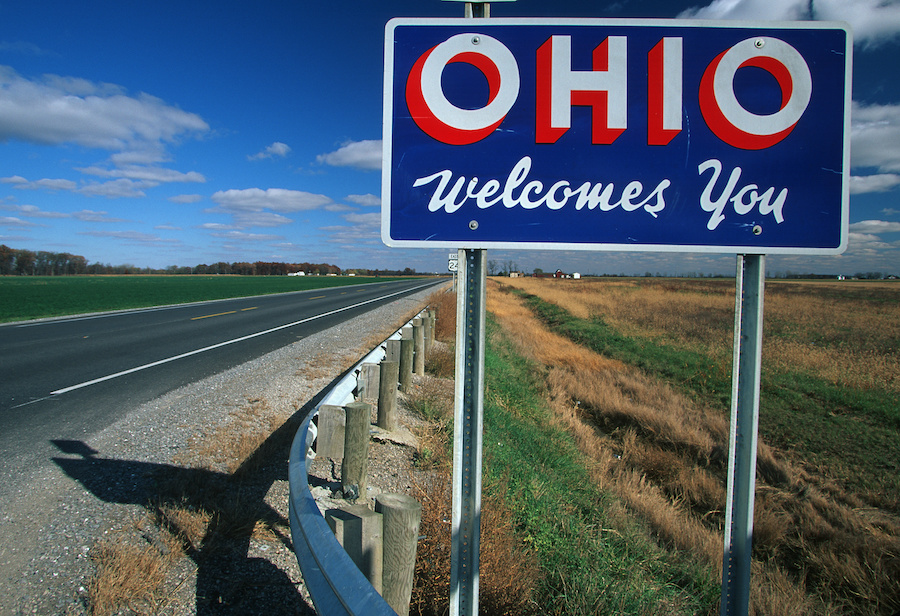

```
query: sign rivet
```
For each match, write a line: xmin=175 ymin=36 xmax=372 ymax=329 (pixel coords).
xmin=752 ymin=225 xmax=763 ymax=235
xmin=471 ymin=35 xmax=481 ymax=45
xmin=468 ymin=220 xmax=479 ymax=230
xmin=754 ymin=38 xmax=765 ymax=48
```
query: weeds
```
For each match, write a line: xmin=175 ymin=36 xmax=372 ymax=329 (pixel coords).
xmin=491 ymin=277 xmax=900 ymax=615
xmin=87 ymin=528 xmax=181 ymax=616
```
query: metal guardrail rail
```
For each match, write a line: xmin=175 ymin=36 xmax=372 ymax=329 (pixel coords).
xmin=288 ymin=315 xmax=425 ymax=615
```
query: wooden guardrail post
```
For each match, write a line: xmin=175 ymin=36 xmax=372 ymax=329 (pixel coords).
xmin=386 ymin=338 xmax=401 ymax=364
xmin=423 ymin=312 xmax=433 ymax=355
xmin=325 ymin=505 xmax=384 ymax=593
xmin=358 ymin=362 xmax=379 ymax=401
xmin=315 ymin=404 xmax=345 ymax=459
xmin=342 ymin=401 xmax=371 ymax=500
xmin=413 ymin=318 xmax=425 ymax=376
xmin=399 ymin=326 xmax=413 ymax=392
xmin=377 ymin=360 xmax=399 ymax=432
xmin=375 ymin=493 xmax=422 ymax=616
xmin=428 ymin=309 xmax=436 ymax=344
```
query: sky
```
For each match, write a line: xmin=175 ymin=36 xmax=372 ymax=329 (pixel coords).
xmin=2 ymin=0 xmax=900 ymax=277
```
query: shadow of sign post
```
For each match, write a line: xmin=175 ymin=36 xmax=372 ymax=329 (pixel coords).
xmin=52 ymin=435 xmax=315 ymax=615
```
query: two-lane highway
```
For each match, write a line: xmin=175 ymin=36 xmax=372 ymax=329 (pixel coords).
xmin=0 ymin=278 xmax=442 ymax=483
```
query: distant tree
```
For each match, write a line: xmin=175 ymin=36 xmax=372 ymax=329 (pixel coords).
xmin=0 ymin=245 xmax=14 ymax=275
xmin=14 ymin=249 xmax=35 ymax=275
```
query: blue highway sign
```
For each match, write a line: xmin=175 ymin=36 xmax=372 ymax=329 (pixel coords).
xmin=382 ymin=18 xmax=851 ymax=254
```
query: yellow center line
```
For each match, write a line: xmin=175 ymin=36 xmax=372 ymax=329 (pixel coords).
xmin=241 ymin=307 xmax=258 ymax=311
xmin=308 ymin=295 xmax=326 ymax=300
xmin=192 ymin=310 xmax=237 ymax=320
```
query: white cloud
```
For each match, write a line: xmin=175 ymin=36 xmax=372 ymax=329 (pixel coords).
xmin=848 ymin=232 xmax=885 ymax=244
xmin=323 ymin=211 xmax=381 ymax=245
xmin=317 ymin=140 xmax=382 ymax=171
xmin=850 ymin=173 xmax=900 ymax=193
xmin=324 ymin=203 xmax=357 ymax=212
xmin=169 ymin=194 xmax=203 ymax=204
xmin=347 ymin=193 xmax=381 ymax=207
xmin=77 ymin=179 xmax=149 ymax=198
xmin=342 ymin=212 xmax=380 ymax=226
xmin=79 ymin=230 xmax=177 ymax=244
xmin=0 ymin=65 xmax=209 ymax=151
xmin=71 ymin=210 xmax=127 ymax=223
xmin=814 ymin=0 xmax=900 ymax=46
xmin=0 ymin=215 xmax=36 ymax=227
xmin=233 ymin=211 xmax=293 ymax=228
xmin=851 ymin=102 xmax=900 ymax=173
xmin=208 ymin=230 xmax=284 ymax=242
xmin=0 ymin=68 xmax=207 ymax=202
xmin=679 ymin=0 xmax=900 ymax=45
xmin=248 ymin=141 xmax=291 ymax=161
xmin=679 ymin=0 xmax=807 ymax=21
xmin=848 ymin=219 xmax=900 ymax=233
xmin=2 ymin=176 xmax=78 ymax=191
xmin=0 ymin=41 xmax=54 ymax=56
xmin=1 ymin=173 xmax=173 ymax=198
xmin=0 ymin=203 xmax=68 ymax=218
xmin=77 ymin=165 xmax=205 ymax=184
xmin=210 ymin=188 xmax=332 ymax=213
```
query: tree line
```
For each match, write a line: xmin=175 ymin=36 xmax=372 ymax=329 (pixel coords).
xmin=0 ymin=245 xmax=342 ymax=277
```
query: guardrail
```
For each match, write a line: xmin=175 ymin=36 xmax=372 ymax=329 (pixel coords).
xmin=288 ymin=317 xmax=422 ymax=615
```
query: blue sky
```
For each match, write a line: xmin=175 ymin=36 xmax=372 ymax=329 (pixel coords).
xmin=2 ymin=0 xmax=899 ymax=276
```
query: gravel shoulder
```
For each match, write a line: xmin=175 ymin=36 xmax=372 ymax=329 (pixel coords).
xmin=0 ymin=286 xmax=440 ymax=615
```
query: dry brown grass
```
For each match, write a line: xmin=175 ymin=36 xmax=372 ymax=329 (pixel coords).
xmin=485 ymin=280 xmax=900 ymax=616
xmin=427 ymin=288 xmax=457 ymax=342
xmin=87 ymin=524 xmax=183 ymax=616
xmin=412 ymin=472 xmax=542 ymax=616
xmin=404 ymin=299 xmax=542 ymax=615
xmin=499 ymin=277 xmax=900 ymax=393
xmin=404 ymin=376 xmax=455 ymax=471
xmin=176 ymin=398 xmax=281 ymax=474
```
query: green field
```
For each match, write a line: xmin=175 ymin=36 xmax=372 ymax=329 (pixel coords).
xmin=0 ymin=275 xmax=405 ymax=324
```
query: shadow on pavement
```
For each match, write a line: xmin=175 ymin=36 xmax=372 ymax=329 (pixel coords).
xmin=51 ymin=418 xmax=315 ymax=615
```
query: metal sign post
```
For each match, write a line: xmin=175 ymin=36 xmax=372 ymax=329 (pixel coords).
xmin=450 ymin=8 xmax=487 ymax=616
xmin=447 ymin=7 xmax=489 ymax=616
xmin=450 ymin=247 xmax=486 ymax=616
xmin=721 ymin=254 xmax=765 ymax=616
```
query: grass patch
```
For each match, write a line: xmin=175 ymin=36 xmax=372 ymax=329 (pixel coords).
xmin=493 ymin=278 xmax=900 ymax=614
xmin=513 ymin=287 xmax=900 ymax=512
xmin=0 ymin=275 xmax=405 ymax=323
xmin=481 ymin=316 xmax=719 ymax=615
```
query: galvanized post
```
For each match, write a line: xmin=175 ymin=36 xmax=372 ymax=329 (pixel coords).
xmin=451 ymin=5 xmax=489 ymax=615
xmin=450 ymin=248 xmax=486 ymax=616
xmin=464 ymin=2 xmax=489 ymax=18
xmin=721 ymin=254 xmax=765 ymax=616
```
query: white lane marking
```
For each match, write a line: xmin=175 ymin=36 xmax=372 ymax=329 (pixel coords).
xmin=49 ymin=281 xmax=437 ymax=396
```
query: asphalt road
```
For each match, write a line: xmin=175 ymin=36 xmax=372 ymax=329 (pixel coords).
xmin=0 ymin=278 xmax=442 ymax=487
